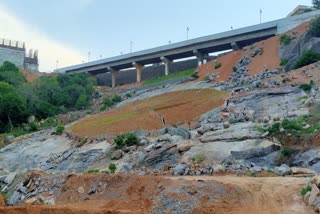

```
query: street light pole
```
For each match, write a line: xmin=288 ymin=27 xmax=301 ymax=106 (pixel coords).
xmin=130 ymin=41 xmax=133 ymax=53
xmin=186 ymin=27 xmax=190 ymax=40
xmin=88 ymin=51 xmax=91 ymax=62
xmin=260 ymin=9 xmax=262 ymax=24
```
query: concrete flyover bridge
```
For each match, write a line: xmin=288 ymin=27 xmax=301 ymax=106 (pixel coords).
xmin=55 ymin=10 xmax=320 ymax=87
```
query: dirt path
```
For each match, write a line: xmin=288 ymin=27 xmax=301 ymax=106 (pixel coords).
xmin=172 ymin=176 xmax=313 ymax=214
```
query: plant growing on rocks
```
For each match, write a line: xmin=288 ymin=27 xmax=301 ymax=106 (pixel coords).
xmin=281 ymin=147 xmax=294 ymax=157
xmin=108 ymin=163 xmax=117 ymax=174
xmin=280 ymin=58 xmax=289 ymax=66
xmin=55 ymin=125 xmax=64 ymax=135
xmin=301 ymin=185 xmax=312 ymax=196
xmin=113 ymin=133 xmax=139 ymax=150
xmin=191 ymin=154 xmax=206 ymax=163
xmin=310 ymin=16 xmax=320 ymax=37
xmin=280 ymin=34 xmax=291 ymax=45
xmin=294 ymin=50 xmax=320 ymax=69
xmin=112 ymin=95 xmax=122 ymax=103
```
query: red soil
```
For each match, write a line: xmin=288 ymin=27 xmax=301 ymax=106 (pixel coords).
xmin=19 ymin=68 xmax=40 ymax=82
xmin=69 ymin=89 xmax=229 ymax=136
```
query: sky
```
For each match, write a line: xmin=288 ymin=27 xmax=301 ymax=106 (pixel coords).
xmin=0 ymin=0 xmax=313 ymax=72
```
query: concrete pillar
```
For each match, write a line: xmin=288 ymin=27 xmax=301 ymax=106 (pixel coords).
xmin=132 ymin=62 xmax=144 ymax=83
xmin=160 ymin=57 xmax=172 ymax=76
xmin=108 ymin=67 xmax=119 ymax=88
xmin=193 ymin=50 xmax=209 ymax=65
xmin=231 ymin=42 xmax=240 ymax=51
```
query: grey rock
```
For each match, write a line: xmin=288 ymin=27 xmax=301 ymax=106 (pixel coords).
xmin=111 ymin=150 xmax=123 ymax=160
xmin=173 ymin=164 xmax=188 ymax=176
xmin=230 ymin=144 xmax=281 ymax=160
xmin=118 ymin=163 xmax=132 ymax=173
xmin=4 ymin=172 xmax=16 ymax=185
xmin=4 ymin=135 xmax=15 ymax=143
xmin=159 ymin=127 xmax=190 ymax=139
xmin=88 ymin=187 xmax=97 ymax=195
xmin=274 ymin=164 xmax=292 ymax=176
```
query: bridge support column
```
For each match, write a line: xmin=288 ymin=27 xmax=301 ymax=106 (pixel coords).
xmin=132 ymin=62 xmax=144 ymax=83
xmin=108 ymin=67 xmax=119 ymax=88
xmin=231 ymin=42 xmax=240 ymax=51
xmin=193 ymin=50 xmax=208 ymax=66
xmin=160 ymin=57 xmax=172 ymax=76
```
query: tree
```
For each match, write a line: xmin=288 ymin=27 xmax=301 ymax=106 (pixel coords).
xmin=0 ymin=61 xmax=26 ymax=86
xmin=313 ymin=0 xmax=320 ymax=9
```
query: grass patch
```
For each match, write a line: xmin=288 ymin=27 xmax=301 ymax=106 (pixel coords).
xmin=143 ymin=69 xmax=194 ymax=86
xmin=87 ymin=168 xmax=100 ymax=174
xmin=301 ymin=186 xmax=312 ymax=196
xmin=281 ymin=147 xmax=294 ymax=156
xmin=299 ymin=80 xmax=314 ymax=92
xmin=108 ymin=163 xmax=117 ymax=174
xmin=280 ymin=34 xmax=291 ymax=45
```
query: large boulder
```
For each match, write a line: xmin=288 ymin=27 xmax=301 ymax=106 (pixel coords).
xmin=159 ymin=127 xmax=190 ymax=140
xmin=274 ymin=164 xmax=292 ymax=176
xmin=173 ymin=164 xmax=188 ymax=176
xmin=111 ymin=150 xmax=123 ymax=160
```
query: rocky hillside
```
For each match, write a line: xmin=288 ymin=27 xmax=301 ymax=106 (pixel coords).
xmin=1 ymin=18 xmax=320 ymax=213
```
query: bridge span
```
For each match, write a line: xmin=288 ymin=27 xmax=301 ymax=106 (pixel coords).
xmin=56 ymin=10 xmax=320 ymax=87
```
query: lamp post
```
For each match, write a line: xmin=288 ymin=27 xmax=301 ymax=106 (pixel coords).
xmin=260 ymin=9 xmax=262 ymax=24
xmin=88 ymin=51 xmax=91 ymax=62
xmin=130 ymin=41 xmax=133 ymax=53
xmin=186 ymin=27 xmax=190 ymax=40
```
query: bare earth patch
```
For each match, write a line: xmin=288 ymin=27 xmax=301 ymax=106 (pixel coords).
xmin=69 ymin=89 xmax=229 ymax=136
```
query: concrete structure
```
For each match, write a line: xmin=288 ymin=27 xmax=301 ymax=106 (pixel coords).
xmin=0 ymin=38 xmax=39 ymax=72
xmin=287 ymin=5 xmax=314 ymax=17
xmin=56 ymin=9 xmax=320 ymax=87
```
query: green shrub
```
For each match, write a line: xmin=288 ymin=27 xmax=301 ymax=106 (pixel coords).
xmin=191 ymin=72 xmax=199 ymax=79
xmin=114 ymin=133 xmax=139 ymax=150
xmin=112 ymin=95 xmax=122 ymax=103
xmin=294 ymin=50 xmax=320 ymax=69
xmin=87 ymin=168 xmax=100 ymax=174
xmin=280 ymin=34 xmax=291 ymax=45
xmin=55 ymin=125 xmax=65 ymax=135
xmin=233 ymin=66 xmax=237 ymax=72
xmin=281 ymin=147 xmax=294 ymax=156
xmin=108 ymin=163 xmax=117 ymax=174
xmin=214 ymin=62 xmax=222 ymax=69
xmin=280 ymin=58 xmax=289 ymax=66
xmin=125 ymin=93 xmax=132 ymax=98
xmin=104 ymin=97 xmax=114 ymax=107
xmin=191 ymin=154 xmax=206 ymax=163
xmin=299 ymin=80 xmax=314 ymax=92
xmin=310 ymin=16 xmax=320 ymax=36
xmin=29 ymin=122 xmax=39 ymax=132
xmin=301 ymin=185 xmax=312 ymax=196
xmin=267 ymin=122 xmax=281 ymax=136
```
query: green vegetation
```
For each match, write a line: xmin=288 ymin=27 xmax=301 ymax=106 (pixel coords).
xmin=301 ymin=185 xmax=312 ymax=196
xmin=214 ymin=62 xmax=222 ymax=69
xmin=266 ymin=122 xmax=281 ymax=136
xmin=87 ymin=168 xmax=100 ymax=174
xmin=233 ymin=66 xmax=237 ymax=72
xmin=142 ymin=69 xmax=194 ymax=86
xmin=108 ymin=163 xmax=117 ymax=174
xmin=112 ymin=95 xmax=122 ymax=103
xmin=191 ymin=72 xmax=199 ymax=79
xmin=125 ymin=93 xmax=132 ymax=98
xmin=191 ymin=154 xmax=206 ymax=163
xmin=281 ymin=147 xmax=294 ymax=157
xmin=313 ymin=0 xmax=320 ymax=9
xmin=294 ymin=50 xmax=320 ymax=69
xmin=55 ymin=125 xmax=65 ymax=135
xmin=0 ymin=191 xmax=8 ymax=203
xmin=280 ymin=58 xmax=289 ymax=66
xmin=310 ymin=16 xmax=320 ymax=37
xmin=299 ymin=80 xmax=314 ymax=92
xmin=113 ymin=133 xmax=139 ymax=150
xmin=0 ymin=61 xmax=96 ymax=134
xmin=280 ymin=34 xmax=291 ymax=45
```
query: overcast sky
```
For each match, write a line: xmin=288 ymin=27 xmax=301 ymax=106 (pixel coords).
xmin=0 ymin=0 xmax=313 ymax=72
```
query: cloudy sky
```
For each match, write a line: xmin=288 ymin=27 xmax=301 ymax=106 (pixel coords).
xmin=0 ymin=0 xmax=313 ymax=72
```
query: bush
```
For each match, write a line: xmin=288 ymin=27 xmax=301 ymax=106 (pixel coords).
xmin=233 ymin=66 xmax=237 ymax=72
xmin=280 ymin=58 xmax=289 ymax=66
xmin=55 ymin=125 xmax=64 ymax=135
xmin=301 ymin=185 xmax=312 ymax=196
xmin=125 ymin=93 xmax=132 ymax=98
xmin=87 ymin=168 xmax=99 ymax=174
xmin=112 ymin=95 xmax=122 ymax=103
xmin=310 ymin=16 xmax=320 ymax=37
xmin=267 ymin=122 xmax=281 ymax=136
xmin=294 ymin=50 xmax=320 ymax=69
xmin=114 ymin=133 xmax=139 ymax=150
xmin=281 ymin=147 xmax=294 ymax=156
xmin=280 ymin=34 xmax=291 ymax=45
xmin=299 ymin=80 xmax=314 ymax=92
xmin=108 ymin=163 xmax=117 ymax=174
xmin=191 ymin=72 xmax=199 ymax=79
xmin=214 ymin=62 xmax=222 ymax=69
xmin=29 ymin=122 xmax=39 ymax=132
xmin=191 ymin=154 xmax=206 ymax=163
